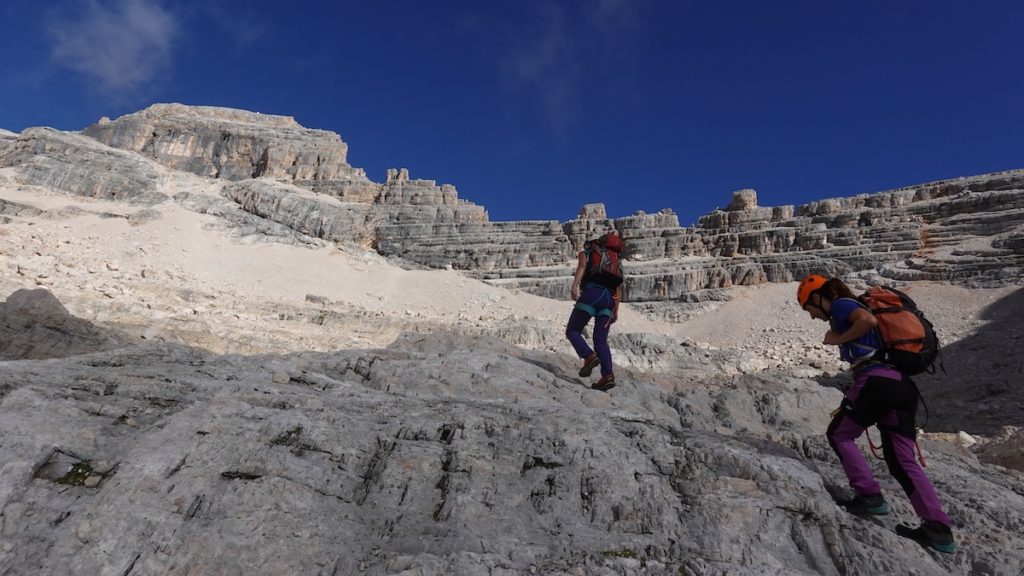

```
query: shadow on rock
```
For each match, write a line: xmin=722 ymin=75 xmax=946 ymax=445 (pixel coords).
xmin=918 ymin=287 xmax=1024 ymax=436
xmin=0 ymin=288 xmax=124 ymax=360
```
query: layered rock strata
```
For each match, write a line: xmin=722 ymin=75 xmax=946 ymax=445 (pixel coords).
xmin=82 ymin=103 xmax=364 ymax=183
xmin=493 ymin=174 xmax=1024 ymax=299
xmin=50 ymin=105 xmax=1024 ymax=300
xmin=0 ymin=128 xmax=165 ymax=204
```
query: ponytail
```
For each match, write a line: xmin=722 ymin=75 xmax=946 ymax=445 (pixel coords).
xmin=821 ymin=278 xmax=857 ymax=301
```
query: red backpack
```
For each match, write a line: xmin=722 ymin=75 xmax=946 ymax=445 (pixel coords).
xmin=858 ymin=286 xmax=940 ymax=375
xmin=583 ymin=233 xmax=624 ymax=289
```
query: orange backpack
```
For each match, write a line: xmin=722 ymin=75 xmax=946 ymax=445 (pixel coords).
xmin=858 ymin=286 xmax=940 ymax=375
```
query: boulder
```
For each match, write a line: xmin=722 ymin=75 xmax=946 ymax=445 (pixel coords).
xmin=0 ymin=289 xmax=122 ymax=360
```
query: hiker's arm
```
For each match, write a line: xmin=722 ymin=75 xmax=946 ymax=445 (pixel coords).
xmin=571 ymin=252 xmax=586 ymax=300
xmin=823 ymin=308 xmax=878 ymax=345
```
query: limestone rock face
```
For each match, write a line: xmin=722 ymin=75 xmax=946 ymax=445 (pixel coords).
xmin=0 ymin=129 xmax=17 ymax=156
xmin=218 ymin=171 xmax=1024 ymax=302
xmin=74 ymin=103 xmax=563 ymax=272
xmin=602 ymin=174 xmax=1024 ymax=301
xmin=63 ymin=104 xmax=1023 ymax=302
xmin=215 ymin=176 xmax=570 ymax=270
xmin=377 ymin=218 xmax=569 ymax=272
xmin=727 ymin=188 xmax=758 ymax=211
xmin=362 ymin=172 xmax=1024 ymax=302
xmin=576 ymin=202 xmax=608 ymax=220
xmin=82 ymin=103 xmax=364 ymax=183
xmin=0 ymin=128 xmax=164 ymax=204
xmin=221 ymin=179 xmax=375 ymax=245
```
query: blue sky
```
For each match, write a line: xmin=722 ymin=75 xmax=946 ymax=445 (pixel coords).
xmin=1 ymin=1 xmax=1022 ymax=225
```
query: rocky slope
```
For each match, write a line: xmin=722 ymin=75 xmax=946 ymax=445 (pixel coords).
xmin=1 ymin=289 xmax=1023 ymax=576
xmin=1 ymin=105 xmax=1023 ymax=575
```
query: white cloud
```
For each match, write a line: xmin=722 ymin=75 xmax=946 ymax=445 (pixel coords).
xmin=46 ymin=0 xmax=178 ymax=94
xmin=499 ymin=0 xmax=644 ymax=143
xmin=192 ymin=2 xmax=268 ymax=49
xmin=501 ymin=4 xmax=583 ymax=143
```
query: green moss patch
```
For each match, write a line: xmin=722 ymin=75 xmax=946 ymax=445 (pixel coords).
xmin=55 ymin=462 xmax=94 ymax=486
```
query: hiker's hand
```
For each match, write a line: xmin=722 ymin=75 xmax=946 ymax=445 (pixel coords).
xmin=822 ymin=331 xmax=843 ymax=346
xmin=609 ymin=311 xmax=618 ymax=325
xmin=571 ymin=285 xmax=580 ymax=300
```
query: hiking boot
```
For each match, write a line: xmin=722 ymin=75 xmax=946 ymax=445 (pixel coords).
xmin=579 ymin=353 xmax=600 ymax=377
xmin=837 ymin=493 xmax=890 ymax=516
xmin=591 ymin=374 xmax=616 ymax=392
xmin=896 ymin=521 xmax=956 ymax=554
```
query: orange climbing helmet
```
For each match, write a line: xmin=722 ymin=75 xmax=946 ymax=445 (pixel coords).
xmin=797 ymin=274 xmax=828 ymax=307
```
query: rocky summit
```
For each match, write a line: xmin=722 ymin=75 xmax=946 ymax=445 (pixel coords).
xmin=1 ymin=104 xmax=1023 ymax=576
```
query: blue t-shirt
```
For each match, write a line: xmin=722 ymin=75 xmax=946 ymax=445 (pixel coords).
xmin=829 ymin=298 xmax=882 ymax=366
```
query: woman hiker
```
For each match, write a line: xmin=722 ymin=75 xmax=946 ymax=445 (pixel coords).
xmin=797 ymin=274 xmax=955 ymax=554
xmin=566 ymin=233 xmax=623 ymax=391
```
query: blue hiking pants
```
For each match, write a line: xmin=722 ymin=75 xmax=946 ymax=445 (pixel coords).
xmin=565 ymin=284 xmax=615 ymax=377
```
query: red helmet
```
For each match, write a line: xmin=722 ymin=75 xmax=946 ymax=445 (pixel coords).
xmin=797 ymin=274 xmax=828 ymax=307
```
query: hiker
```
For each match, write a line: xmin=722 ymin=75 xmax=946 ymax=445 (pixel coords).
xmin=797 ymin=274 xmax=955 ymax=554
xmin=566 ymin=233 xmax=624 ymax=391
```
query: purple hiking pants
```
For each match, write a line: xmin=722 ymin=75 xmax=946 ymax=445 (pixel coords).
xmin=565 ymin=285 xmax=615 ymax=377
xmin=826 ymin=364 xmax=951 ymax=526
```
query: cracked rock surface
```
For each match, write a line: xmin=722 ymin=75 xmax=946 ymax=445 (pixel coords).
xmin=2 ymin=332 xmax=1023 ymax=576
